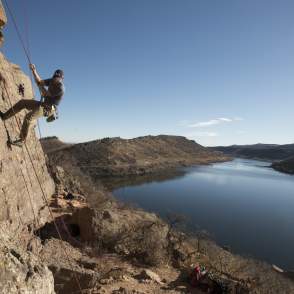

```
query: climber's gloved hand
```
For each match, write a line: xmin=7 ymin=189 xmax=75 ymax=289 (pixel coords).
xmin=29 ymin=64 xmax=36 ymax=72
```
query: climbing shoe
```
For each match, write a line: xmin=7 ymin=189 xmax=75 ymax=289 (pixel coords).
xmin=0 ymin=111 xmax=3 ymax=120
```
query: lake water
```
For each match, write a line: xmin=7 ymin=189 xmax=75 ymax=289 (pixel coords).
xmin=113 ymin=159 xmax=294 ymax=270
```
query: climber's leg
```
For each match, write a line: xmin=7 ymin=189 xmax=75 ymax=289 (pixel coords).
xmin=9 ymin=104 xmax=44 ymax=148
xmin=19 ymin=105 xmax=44 ymax=142
xmin=1 ymin=99 xmax=41 ymax=120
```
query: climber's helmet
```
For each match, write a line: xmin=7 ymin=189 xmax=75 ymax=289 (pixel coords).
xmin=53 ymin=69 xmax=64 ymax=79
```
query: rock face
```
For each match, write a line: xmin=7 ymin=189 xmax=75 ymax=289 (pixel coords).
xmin=0 ymin=52 xmax=55 ymax=228
xmin=0 ymin=227 xmax=55 ymax=294
xmin=71 ymin=206 xmax=170 ymax=266
xmin=0 ymin=1 xmax=6 ymax=25
xmin=40 ymin=239 xmax=100 ymax=294
xmin=0 ymin=11 xmax=56 ymax=292
xmin=0 ymin=0 xmax=7 ymax=46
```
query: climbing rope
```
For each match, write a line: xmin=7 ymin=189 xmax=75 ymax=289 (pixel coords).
xmin=2 ymin=0 xmax=32 ymax=64
xmin=22 ymin=0 xmax=42 ymax=139
xmin=2 ymin=1 xmax=83 ymax=292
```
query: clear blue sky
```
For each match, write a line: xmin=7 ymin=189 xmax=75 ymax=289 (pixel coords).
xmin=2 ymin=0 xmax=294 ymax=146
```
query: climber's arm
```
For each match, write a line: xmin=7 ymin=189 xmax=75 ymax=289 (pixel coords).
xmin=29 ymin=64 xmax=49 ymax=97
xmin=30 ymin=64 xmax=42 ymax=85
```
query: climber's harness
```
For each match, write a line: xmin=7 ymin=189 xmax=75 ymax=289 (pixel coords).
xmin=38 ymin=82 xmax=61 ymax=123
xmin=41 ymin=102 xmax=58 ymax=123
xmin=34 ymin=72 xmax=65 ymax=124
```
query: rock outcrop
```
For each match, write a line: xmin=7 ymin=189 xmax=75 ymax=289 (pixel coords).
xmin=0 ymin=0 xmax=7 ymax=46
xmin=0 ymin=40 xmax=56 ymax=291
xmin=0 ymin=53 xmax=55 ymax=228
xmin=0 ymin=225 xmax=55 ymax=294
xmin=0 ymin=5 xmax=56 ymax=292
xmin=71 ymin=205 xmax=170 ymax=266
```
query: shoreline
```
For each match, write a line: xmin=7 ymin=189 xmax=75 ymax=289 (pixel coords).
xmin=39 ymin=137 xmax=294 ymax=292
xmin=110 ymin=157 xmax=294 ymax=271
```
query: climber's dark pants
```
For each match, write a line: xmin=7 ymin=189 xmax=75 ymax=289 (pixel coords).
xmin=2 ymin=99 xmax=44 ymax=141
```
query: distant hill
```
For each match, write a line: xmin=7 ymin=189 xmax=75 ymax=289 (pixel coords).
xmin=210 ymin=143 xmax=294 ymax=161
xmin=272 ymin=157 xmax=294 ymax=174
xmin=40 ymin=136 xmax=73 ymax=153
xmin=41 ymin=135 xmax=230 ymax=179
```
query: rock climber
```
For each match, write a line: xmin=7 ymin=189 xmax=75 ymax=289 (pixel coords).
xmin=0 ymin=64 xmax=65 ymax=147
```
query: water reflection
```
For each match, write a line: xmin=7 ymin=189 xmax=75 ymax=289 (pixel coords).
xmin=113 ymin=159 xmax=294 ymax=270
xmin=102 ymin=168 xmax=188 ymax=191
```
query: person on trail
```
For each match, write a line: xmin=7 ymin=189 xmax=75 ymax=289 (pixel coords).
xmin=189 ymin=264 xmax=208 ymax=287
xmin=0 ymin=64 xmax=65 ymax=147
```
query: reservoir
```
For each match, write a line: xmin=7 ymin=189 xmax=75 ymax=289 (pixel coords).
xmin=113 ymin=159 xmax=294 ymax=270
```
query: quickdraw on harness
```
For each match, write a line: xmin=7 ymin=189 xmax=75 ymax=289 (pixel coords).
xmin=44 ymin=104 xmax=58 ymax=123
xmin=39 ymin=91 xmax=59 ymax=123
xmin=32 ymin=82 xmax=60 ymax=123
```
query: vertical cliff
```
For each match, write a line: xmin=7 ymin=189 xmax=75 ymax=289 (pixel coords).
xmin=0 ymin=3 xmax=57 ymax=291
xmin=0 ymin=52 xmax=55 ymax=228
xmin=0 ymin=224 xmax=55 ymax=294
xmin=0 ymin=4 xmax=57 ymax=292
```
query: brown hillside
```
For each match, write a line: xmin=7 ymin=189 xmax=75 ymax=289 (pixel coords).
xmin=41 ymin=135 xmax=230 ymax=178
xmin=40 ymin=136 xmax=72 ymax=153
xmin=272 ymin=157 xmax=294 ymax=174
